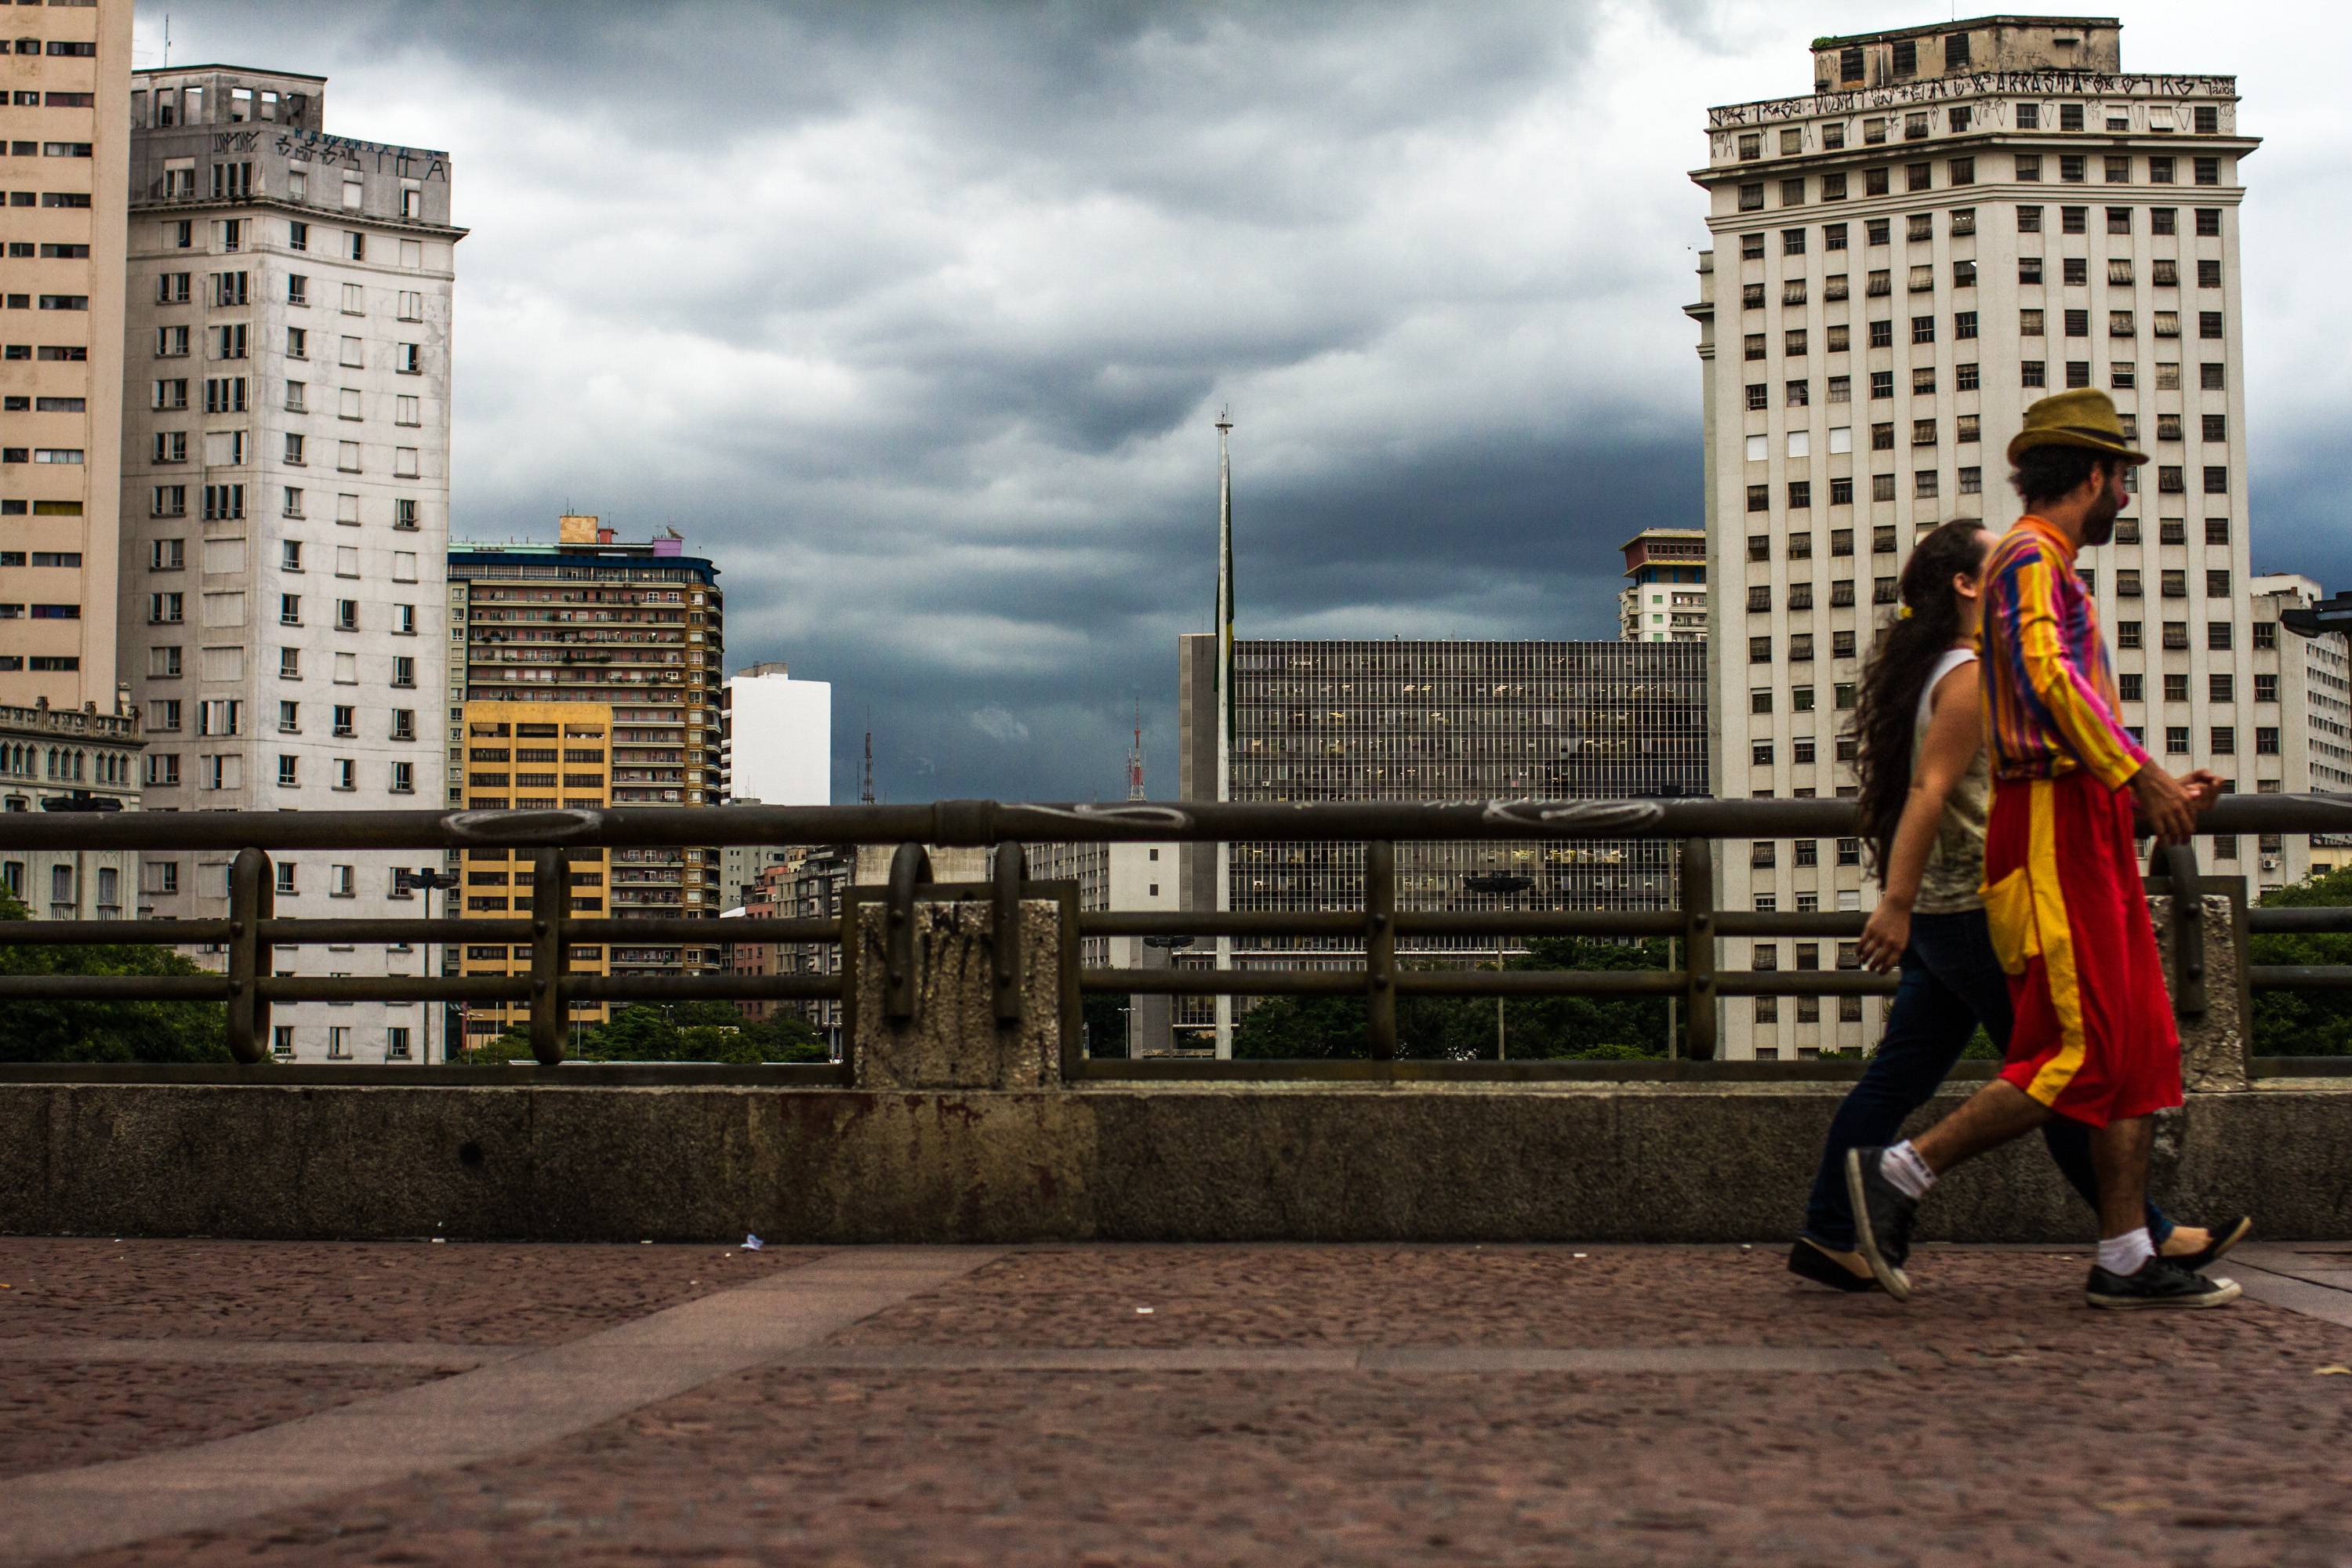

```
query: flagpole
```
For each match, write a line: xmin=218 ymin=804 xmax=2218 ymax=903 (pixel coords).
xmin=1214 ymin=410 xmax=1235 ymax=1059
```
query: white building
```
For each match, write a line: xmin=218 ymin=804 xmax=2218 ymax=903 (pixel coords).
xmin=2249 ymin=574 xmax=2352 ymax=884
xmin=118 ymin=67 xmax=463 ymax=1063
xmin=724 ymin=661 xmax=830 ymax=807
xmin=1690 ymin=18 xmax=2268 ymax=1056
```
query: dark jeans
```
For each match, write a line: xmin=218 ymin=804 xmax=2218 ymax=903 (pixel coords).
xmin=1801 ymin=909 xmax=2174 ymax=1250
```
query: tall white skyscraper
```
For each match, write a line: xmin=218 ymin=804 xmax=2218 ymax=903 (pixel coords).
xmin=1690 ymin=19 xmax=2269 ymax=1058
xmin=120 ymin=68 xmax=463 ymax=1062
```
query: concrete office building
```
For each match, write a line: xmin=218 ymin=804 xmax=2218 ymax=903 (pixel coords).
xmin=1175 ymin=635 xmax=1707 ymax=1047
xmin=1620 ymin=528 xmax=1709 ymax=642
xmin=118 ymin=66 xmax=459 ymax=1062
xmin=2249 ymin=575 xmax=2352 ymax=884
xmin=1 ymin=692 xmax=142 ymax=919
xmin=0 ymin=0 xmax=131 ymax=709
xmin=447 ymin=517 xmax=724 ymax=1033
xmin=1690 ymin=17 xmax=2267 ymax=1054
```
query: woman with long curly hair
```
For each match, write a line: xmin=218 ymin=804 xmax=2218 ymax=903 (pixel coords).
xmin=1788 ymin=517 xmax=2243 ymax=1291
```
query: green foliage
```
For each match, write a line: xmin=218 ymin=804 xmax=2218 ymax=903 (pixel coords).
xmin=568 ymin=1001 xmax=829 ymax=1064
xmin=1960 ymin=1026 xmax=2003 ymax=1060
xmin=454 ymin=1005 xmax=829 ymax=1065
xmin=1233 ymin=938 xmax=1672 ymax=1062
xmin=451 ymin=1028 xmax=539 ymax=1066
xmin=2249 ymin=864 xmax=2352 ymax=1057
xmin=0 ymin=888 xmax=231 ymax=1063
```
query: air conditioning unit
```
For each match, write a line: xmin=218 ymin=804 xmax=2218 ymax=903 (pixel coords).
xmin=2260 ymin=857 xmax=2279 ymax=872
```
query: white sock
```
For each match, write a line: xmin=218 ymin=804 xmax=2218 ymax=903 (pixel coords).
xmin=2098 ymin=1229 xmax=2155 ymax=1276
xmin=1881 ymin=1141 xmax=1936 ymax=1200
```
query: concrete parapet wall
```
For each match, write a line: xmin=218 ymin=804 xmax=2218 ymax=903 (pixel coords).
xmin=3 ymin=1078 xmax=2346 ymax=1243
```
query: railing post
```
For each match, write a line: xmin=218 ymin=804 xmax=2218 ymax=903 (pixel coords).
xmin=885 ymin=843 xmax=932 ymax=1024
xmin=2158 ymin=840 xmax=2208 ymax=1019
xmin=1679 ymin=837 xmax=1717 ymax=1061
xmin=1366 ymin=840 xmax=1397 ymax=1060
xmin=528 ymin=847 xmax=570 ymax=1065
xmin=992 ymin=841 xmax=1026 ymax=1027
xmin=225 ymin=846 xmax=273 ymax=1065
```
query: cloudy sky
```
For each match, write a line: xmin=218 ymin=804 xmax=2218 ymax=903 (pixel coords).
xmin=140 ymin=2 xmax=2352 ymax=802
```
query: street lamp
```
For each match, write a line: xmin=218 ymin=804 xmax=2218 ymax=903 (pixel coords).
xmin=1463 ymin=872 xmax=1534 ymax=1060
xmin=395 ymin=866 xmax=460 ymax=1063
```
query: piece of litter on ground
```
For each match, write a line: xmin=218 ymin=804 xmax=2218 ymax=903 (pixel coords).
xmin=429 ymin=1237 xmax=445 ymax=1244
xmin=2318 ymin=1365 xmax=2352 ymax=1376
xmin=1135 ymin=1307 xmax=1154 ymax=1315
xmin=640 ymin=1240 xmax=652 ymax=1245
xmin=742 ymin=1234 xmax=764 ymax=1251
xmin=1573 ymin=1253 xmax=1588 ymax=1259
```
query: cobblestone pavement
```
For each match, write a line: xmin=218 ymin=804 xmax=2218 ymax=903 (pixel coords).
xmin=0 ymin=1362 xmax=450 ymax=1481
xmin=0 ymin=1237 xmax=817 ymax=1343
xmin=6 ymin=1241 xmax=2350 ymax=1566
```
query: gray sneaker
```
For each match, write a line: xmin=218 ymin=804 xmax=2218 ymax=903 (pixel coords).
xmin=1843 ymin=1146 xmax=1918 ymax=1302
xmin=2085 ymin=1258 xmax=2241 ymax=1310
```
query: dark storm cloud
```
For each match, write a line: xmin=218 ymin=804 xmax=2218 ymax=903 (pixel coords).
xmin=143 ymin=2 xmax=2352 ymax=802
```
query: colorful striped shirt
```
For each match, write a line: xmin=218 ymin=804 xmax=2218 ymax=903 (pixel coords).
xmin=1979 ymin=515 xmax=2150 ymax=789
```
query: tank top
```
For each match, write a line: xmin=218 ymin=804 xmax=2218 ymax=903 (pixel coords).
xmin=1911 ymin=647 xmax=1991 ymax=915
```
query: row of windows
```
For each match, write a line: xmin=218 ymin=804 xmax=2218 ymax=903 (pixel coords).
xmin=1744 ymin=466 xmax=2226 ymax=510
xmin=0 ymin=191 xmax=91 ymax=209
xmin=1750 ymin=619 xmax=2259 ymax=666
xmin=152 ymin=325 xmax=428 ymax=372
xmin=143 ymin=590 xmax=421 ymax=638
xmin=1746 ymin=361 xmax=2228 ymax=418
xmin=143 ymin=644 xmax=421 ymax=687
xmin=154 ymin=219 xmax=431 ymax=268
xmin=1737 ymin=154 xmax=2225 ymax=209
xmin=1737 ymin=205 xmax=2226 ymax=262
xmin=142 ymin=753 xmax=420 ymax=792
xmin=143 ymin=698 xmax=419 ymax=743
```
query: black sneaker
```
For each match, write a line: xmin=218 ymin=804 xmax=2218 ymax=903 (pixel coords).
xmin=1843 ymin=1146 xmax=1918 ymax=1302
xmin=2085 ymin=1257 xmax=2242 ymax=1311
xmin=1788 ymin=1236 xmax=1879 ymax=1294
xmin=2165 ymin=1215 xmax=2252 ymax=1275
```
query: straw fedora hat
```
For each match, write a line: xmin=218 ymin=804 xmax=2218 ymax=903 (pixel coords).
xmin=2005 ymin=388 xmax=2149 ymax=466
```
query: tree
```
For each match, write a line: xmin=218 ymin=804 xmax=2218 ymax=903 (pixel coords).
xmin=572 ymin=1002 xmax=829 ymax=1064
xmin=2249 ymin=865 xmax=2352 ymax=1057
xmin=0 ymin=889 xmax=231 ymax=1063
xmin=1232 ymin=938 xmax=1673 ymax=1062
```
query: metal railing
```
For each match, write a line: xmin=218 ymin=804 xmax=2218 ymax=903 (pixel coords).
xmin=2 ymin=794 xmax=2350 ymax=1079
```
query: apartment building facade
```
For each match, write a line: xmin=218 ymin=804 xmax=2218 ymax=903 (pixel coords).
xmin=447 ymin=517 xmax=725 ymax=1032
xmin=452 ymin=699 xmax=613 ymax=1044
xmin=0 ymin=692 xmax=142 ymax=918
xmin=118 ymin=66 xmax=459 ymax=1062
xmin=2249 ymin=575 xmax=2352 ymax=883
xmin=0 ymin=0 xmax=131 ymax=709
xmin=1690 ymin=16 xmax=2269 ymax=1055
xmin=1620 ymin=528 xmax=1708 ymax=642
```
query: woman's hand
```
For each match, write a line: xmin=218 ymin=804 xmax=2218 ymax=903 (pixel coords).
xmin=1858 ymin=900 xmax=1911 ymax=972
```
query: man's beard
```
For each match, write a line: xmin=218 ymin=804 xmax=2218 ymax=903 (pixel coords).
xmin=2079 ymin=485 xmax=2122 ymax=547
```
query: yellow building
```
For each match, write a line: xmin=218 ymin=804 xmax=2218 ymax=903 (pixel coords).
xmin=456 ymin=699 xmax=613 ymax=1040
xmin=0 ymin=0 xmax=130 ymax=707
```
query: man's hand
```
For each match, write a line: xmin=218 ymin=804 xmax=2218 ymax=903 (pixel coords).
xmin=2181 ymin=768 xmax=2226 ymax=811
xmin=2131 ymin=764 xmax=2200 ymax=844
xmin=1858 ymin=898 xmax=1911 ymax=972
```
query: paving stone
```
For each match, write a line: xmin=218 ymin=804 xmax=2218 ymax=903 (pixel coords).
xmin=21 ymin=1243 xmax=2352 ymax=1566
xmin=0 ymin=1237 xmax=820 ymax=1344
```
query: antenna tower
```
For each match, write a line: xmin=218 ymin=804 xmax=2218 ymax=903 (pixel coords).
xmin=860 ymin=728 xmax=875 ymax=805
xmin=1127 ymin=699 xmax=1146 ymax=800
